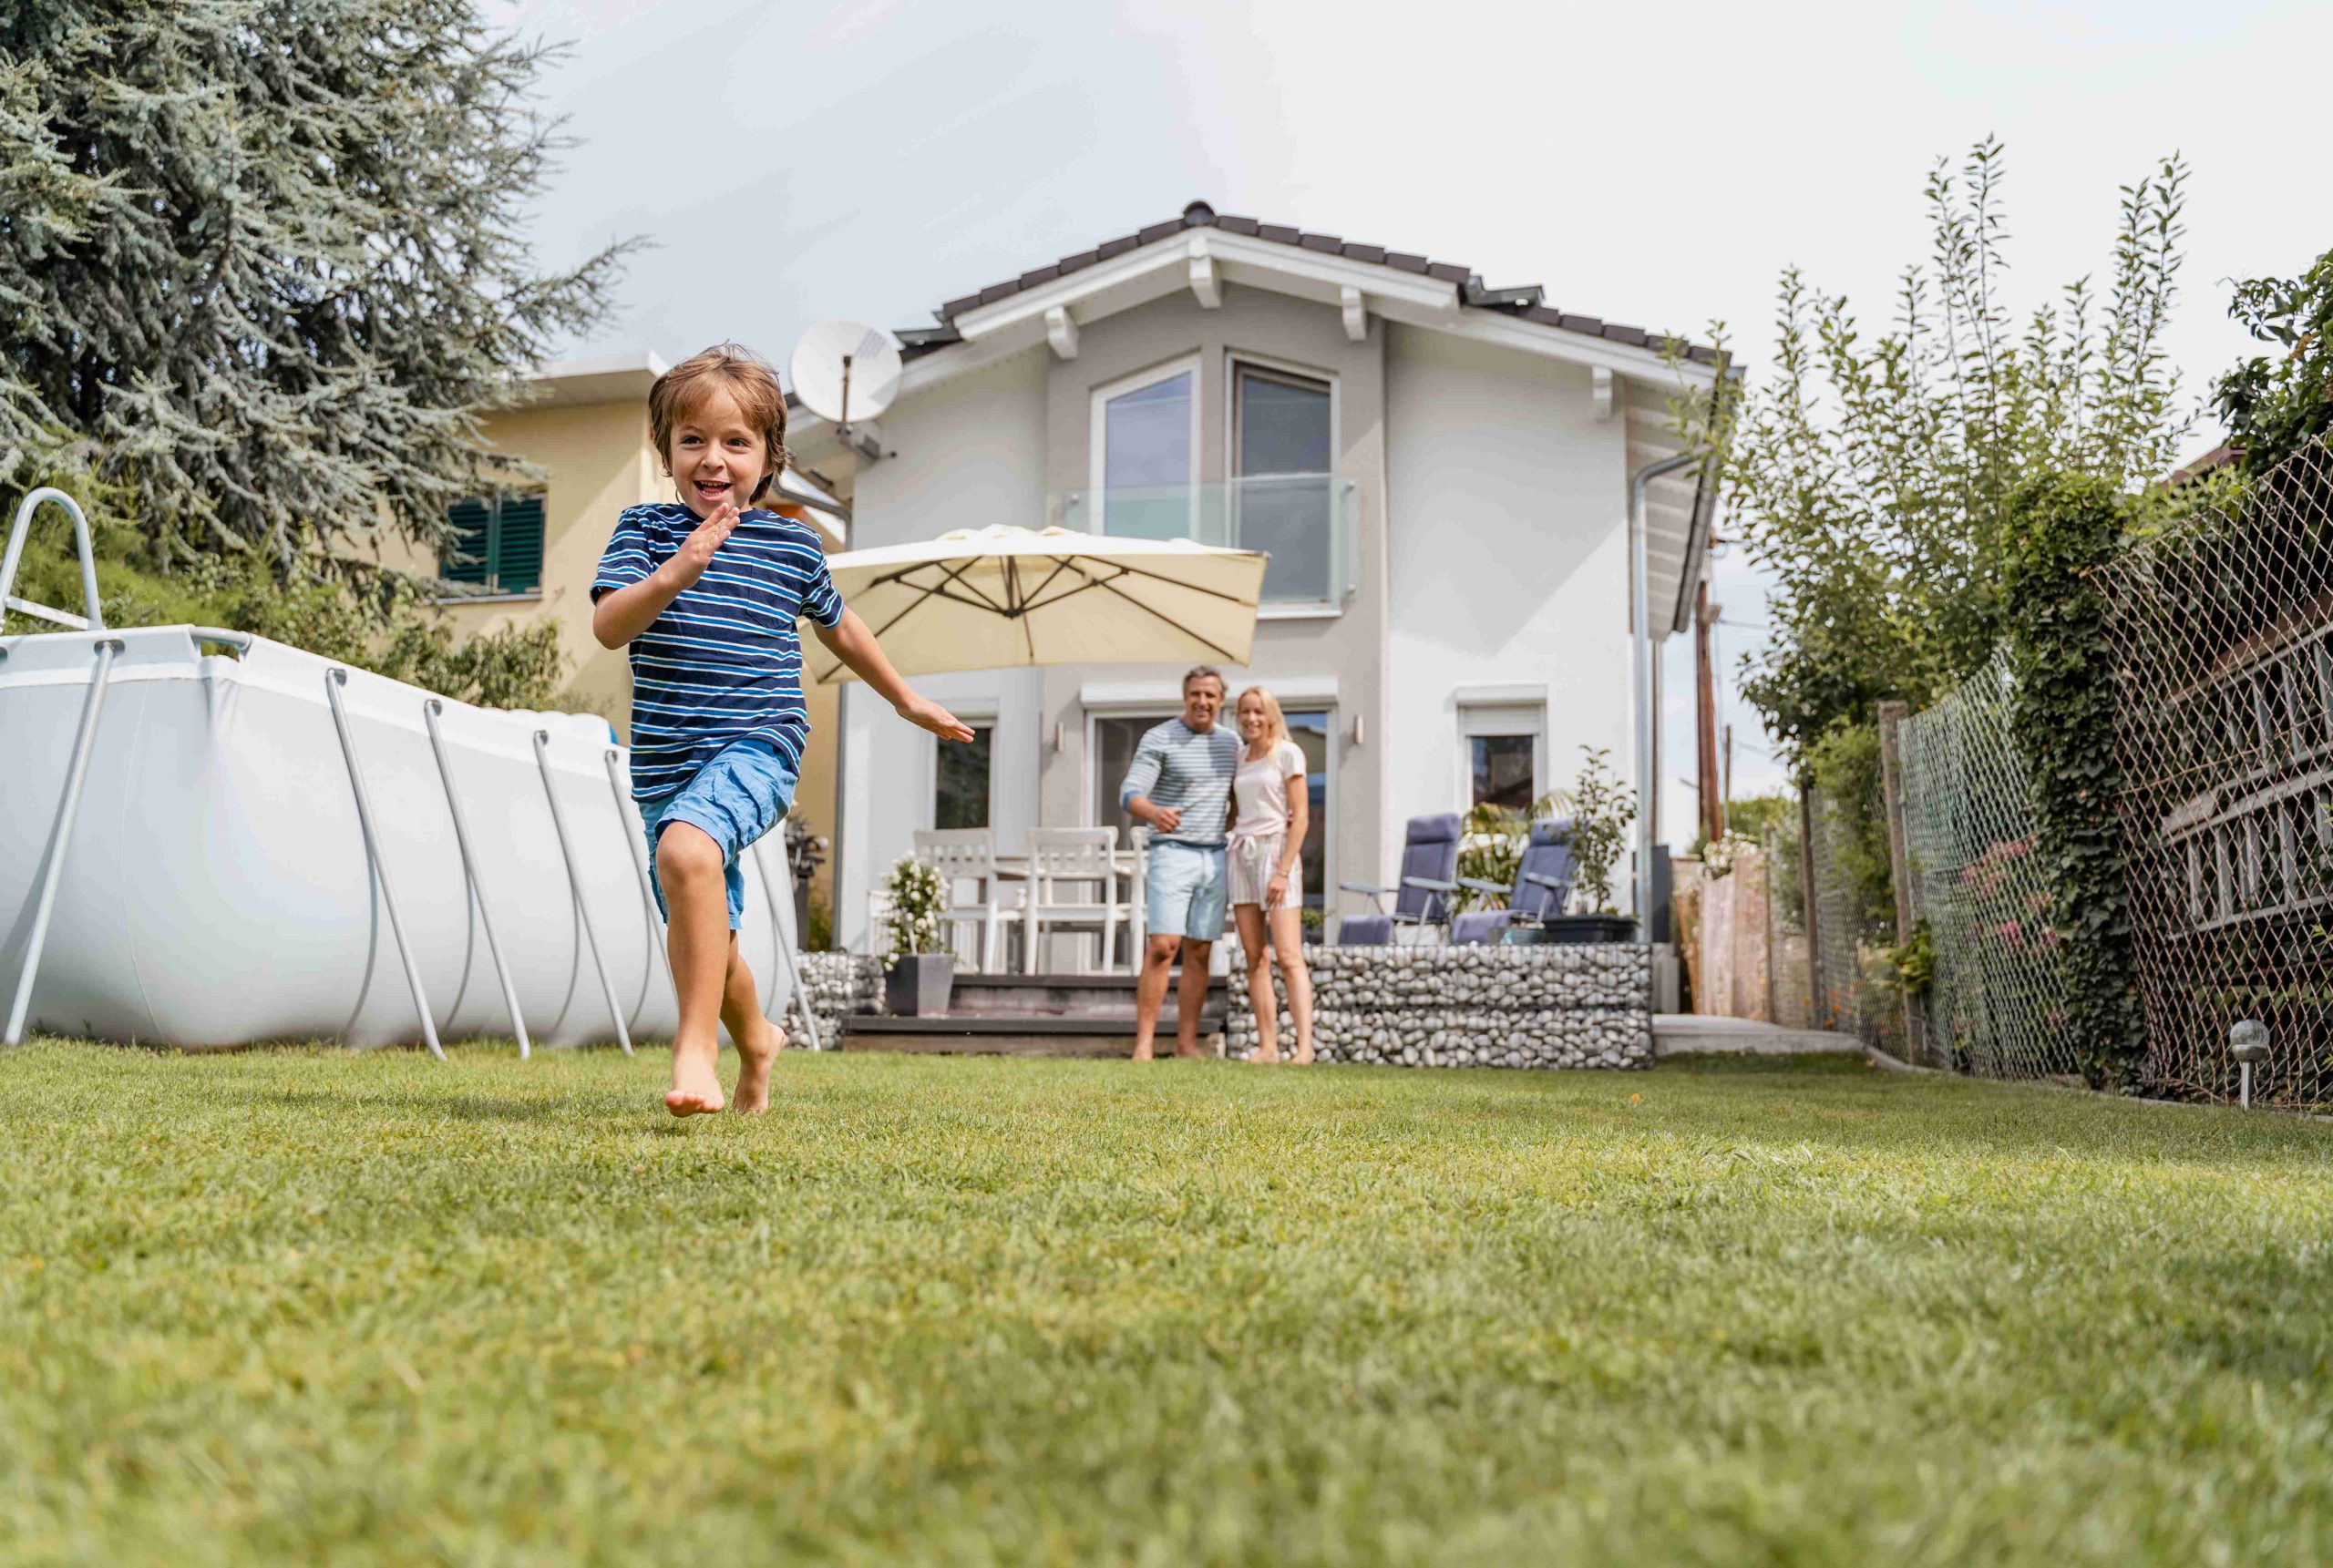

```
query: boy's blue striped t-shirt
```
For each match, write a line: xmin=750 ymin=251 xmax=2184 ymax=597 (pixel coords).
xmin=590 ymin=502 xmax=845 ymax=801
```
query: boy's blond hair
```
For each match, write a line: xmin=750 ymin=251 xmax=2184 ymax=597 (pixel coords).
xmin=1234 ymin=685 xmax=1288 ymax=746
xmin=649 ymin=343 xmax=789 ymax=505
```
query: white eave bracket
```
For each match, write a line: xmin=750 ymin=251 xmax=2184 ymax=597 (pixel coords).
xmin=1045 ymin=306 xmax=1078 ymax=360
xmin=1593 ymin=365 xmax=1615 ymax=420
xmin=1188 ymin=235 xmax=1220 ymax=309
xmin=1341 ymin=285 xmax=1367 ymax=343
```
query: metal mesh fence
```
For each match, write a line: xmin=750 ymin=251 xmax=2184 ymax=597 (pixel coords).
xmin=2093 ymin=437 xmax=2333 ymax=1108
xmin=1804 ymin=783 xmax=1902 ymax=1051
xmin=1896 ymin=652 xmax=2076 ymax=1079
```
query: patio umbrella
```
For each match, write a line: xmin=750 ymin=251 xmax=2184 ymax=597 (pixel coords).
xmin=808 ymin=525 xmax=1269 ymax=682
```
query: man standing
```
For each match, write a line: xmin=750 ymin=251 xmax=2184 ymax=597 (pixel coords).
xmin=1121 ymin=667 xmax=1241 ymax=1060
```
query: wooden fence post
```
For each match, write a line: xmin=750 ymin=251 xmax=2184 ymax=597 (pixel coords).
xmin=1876 ymin=700 xmax=1931 ymax=1066
xmin=1798 ymin=785 xmax=1824 ymax=1030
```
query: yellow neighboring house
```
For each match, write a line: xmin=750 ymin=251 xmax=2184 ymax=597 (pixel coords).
xmin=368 ymin=352 xmax=847 ymax=917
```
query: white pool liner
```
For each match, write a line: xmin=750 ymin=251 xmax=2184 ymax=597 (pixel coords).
xmin=0 ymin=624 xmax=800 ymax=1050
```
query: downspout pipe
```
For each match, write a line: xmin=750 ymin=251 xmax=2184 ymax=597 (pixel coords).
xmin=1629 ymin=450 xmax=1705 ymax=935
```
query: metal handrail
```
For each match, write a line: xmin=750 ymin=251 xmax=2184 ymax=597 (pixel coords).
xmin=748 ymin=835 xmax=821 ymax=1052
xmin=534 ymin=730 xmax=632 ymax=1056
xmin=324 ymin=668 xmax=443 ymax=1060
xmin=5 ymin=636 xmax=121 ymax=1045
xmin=0 ymin=487 xmax=104 ymax=634
xmin=424 ymin=699 xmax=530 ymax=1059
xmin=603 ymin=748 xmax=677 ymax=1021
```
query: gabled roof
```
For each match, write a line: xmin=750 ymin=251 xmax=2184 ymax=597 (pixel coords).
xmin=895 ymin=201 xmax=1722 ymax=366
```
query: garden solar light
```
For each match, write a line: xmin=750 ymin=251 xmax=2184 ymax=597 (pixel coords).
xmin=2228 ymin=1020 xmax=2268 ymax=1110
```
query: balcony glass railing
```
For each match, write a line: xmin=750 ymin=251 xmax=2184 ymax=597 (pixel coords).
xmin=1052 ymin=474 xmax=1360 ymax=608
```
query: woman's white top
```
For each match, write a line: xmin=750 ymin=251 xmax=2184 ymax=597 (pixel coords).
xmin=1228 ymin=738 xmax=1306 ymax=843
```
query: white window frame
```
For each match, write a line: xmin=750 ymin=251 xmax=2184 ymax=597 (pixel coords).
xmin=1088 ymin=355 xmax=1203 ymax=537
xmin=1457 ymin=699 xmax=1547 ymax=813
xmin=1225 ymin=352 xmax=1344 ymax=615
xmin=920 ymin=699 xmax=999 ymax=832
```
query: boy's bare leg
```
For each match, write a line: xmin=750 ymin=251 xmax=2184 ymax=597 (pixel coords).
xmin=716 ymin=932 xmax=785 ymax=1114
xmin=1176 ymin=938 xmax=1212 ymax=1059
xmin=1132 ymin=933 xmax=1178 ymax=1061
xmin=658 ymin=824 xmax=731 ymax=1115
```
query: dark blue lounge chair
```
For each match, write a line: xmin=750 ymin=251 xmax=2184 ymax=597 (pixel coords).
xmin=1450 ymin=820 xmax=1575 ymax=945
xmin=1336 ymin=813 xmax=1462 ymax=945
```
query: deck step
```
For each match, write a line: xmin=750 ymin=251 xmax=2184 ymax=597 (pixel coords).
xmin=941 ymin=972 xmax=1227 ymax=1018
xmin=840 ymin=1010 xmax=1223 ymax=1059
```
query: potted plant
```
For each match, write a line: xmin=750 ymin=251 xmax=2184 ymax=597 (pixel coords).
xmin=1527 ymin=746 xmax=1639 ymax=944
xmin=879 ymin=854 xmax=954 ymax=1016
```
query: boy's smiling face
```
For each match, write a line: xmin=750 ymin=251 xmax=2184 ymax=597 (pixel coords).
xmin=668 ymin=384 xmax=770 ymax=517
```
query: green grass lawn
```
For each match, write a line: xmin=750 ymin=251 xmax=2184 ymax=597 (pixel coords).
xmin=4 ymin=1043 xmax=2332 ymax=1566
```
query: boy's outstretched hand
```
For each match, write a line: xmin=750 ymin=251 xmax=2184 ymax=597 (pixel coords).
xmin=898 ymin=692 xmax=976 ymax=743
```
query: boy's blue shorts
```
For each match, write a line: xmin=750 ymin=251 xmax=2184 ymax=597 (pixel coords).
xmin=638 ymin=740 xmax=799 ymax=930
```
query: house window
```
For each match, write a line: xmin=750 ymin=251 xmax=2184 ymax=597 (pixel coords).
xmin=934 ymin=724 xmax=993 ymax=831
xmin=1460 ymin=702 xmax=1545 ymax=814
xmin=1094 ymin=362 xmax=1198 ymax=541
xmin=1232 ymin=364 xmax=1335 ymax=605
xmin=439 ymin=492 xmax=545 ymax=595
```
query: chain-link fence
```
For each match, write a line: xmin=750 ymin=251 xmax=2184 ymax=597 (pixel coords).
xmin=1896 ymin=653 xmax=2076 ymax=1079
xmin=2093 ymin=438 xmax=2333 ymax=1107
xmin=1804 ymin=782 xmax=1902 ymax=1053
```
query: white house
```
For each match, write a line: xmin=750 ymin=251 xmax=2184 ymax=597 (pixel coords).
xmin=785 ymin=201 xmax=1725 ymax=952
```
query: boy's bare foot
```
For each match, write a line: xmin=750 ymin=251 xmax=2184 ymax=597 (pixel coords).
xmin=1251 ymin=1047 xmax=1283 ymax=1063
xmin=1131 ymin=1043 xmax=1155 ymax=1061
xmin=1293 ymin=1047 xmax=1314 ymax=1065
xmin=666 ymin=1044 xmax=725 ymax=1117
xmin=731 ymin=1019 xmax=784 ymax=1114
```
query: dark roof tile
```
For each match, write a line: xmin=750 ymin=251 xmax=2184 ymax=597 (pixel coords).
xmin=915 ymin=205 xmax=1721 ymax=361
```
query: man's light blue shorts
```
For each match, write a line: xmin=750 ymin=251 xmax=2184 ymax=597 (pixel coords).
xmin=1146 ymin=840 xmax=1228 ymax=941
xmin=639 ymin=740 xmax=799 ymax=930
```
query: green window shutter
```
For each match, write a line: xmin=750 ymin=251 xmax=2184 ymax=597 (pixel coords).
xmin=494 ymin=493 xmax=544 ymax=593
xmin=441 ymin=498 xmax=491 ymax=585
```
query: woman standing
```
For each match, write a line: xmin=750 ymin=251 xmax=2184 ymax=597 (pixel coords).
xmin=1227 ymin=686 xmax=1315 ymax=1064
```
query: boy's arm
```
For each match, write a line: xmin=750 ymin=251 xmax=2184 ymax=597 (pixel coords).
xmin=812 ymin=609 xmax=975 ymax=742
xmin=1120 ymin=731 xmax=1179 ymax=834
xmin=591 ymin=503 xmax=739 ymax=649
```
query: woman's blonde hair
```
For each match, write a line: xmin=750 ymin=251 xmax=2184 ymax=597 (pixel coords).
xmin=1234 ymin=685 xmax=1288 ymax=747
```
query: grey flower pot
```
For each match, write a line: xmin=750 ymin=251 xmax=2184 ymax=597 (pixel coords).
xmin=884 ymin=952 xmax=955 ymax=1016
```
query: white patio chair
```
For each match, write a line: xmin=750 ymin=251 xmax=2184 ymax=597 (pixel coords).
xmin=1126 ymin=824 xmax=1151 ymax=964
xmin=914 ymin=828 xmax=1024 ymax=973
xmin=1024 ymin=827 xmax=1125 ymax=975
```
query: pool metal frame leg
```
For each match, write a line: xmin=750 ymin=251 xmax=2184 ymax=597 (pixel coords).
xmin=425 ymin=699 xmax=530 ymax=1059
xmin=748 ymin=836 xmax=821 ymax=1053
xmin=324 ymin=668 xmax=443 ymax=1061
xmin=603 ymin=748 xmax=677 ymax=1011
xmin=5 ymin=636 xmax=120 ymax=1046
xmin=535 ymin=731 xmax=632 ymax=1056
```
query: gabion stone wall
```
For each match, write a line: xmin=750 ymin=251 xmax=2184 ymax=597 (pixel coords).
xmin=781 ymin=952 xmax=879 ymax=1050
xmin=1222 ymin=943 xmax=1651 ymax=1070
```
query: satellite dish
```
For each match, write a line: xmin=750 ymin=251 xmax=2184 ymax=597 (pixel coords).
xmin=789 ymin=321 xmax=902 ymax=429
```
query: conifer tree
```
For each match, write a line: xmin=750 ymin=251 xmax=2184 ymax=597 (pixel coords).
xmin=0 ymin=0 xmax=630 ymax=564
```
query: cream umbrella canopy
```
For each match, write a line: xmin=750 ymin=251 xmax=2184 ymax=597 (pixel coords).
xmin=808 ymin=526 xmax=1269 ymax=682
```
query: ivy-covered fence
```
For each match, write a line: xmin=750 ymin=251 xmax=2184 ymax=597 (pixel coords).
xmin=2092 ymin=439 xmax=2333 ymax=1106
xmin=1891 ymin=438 xmax=2333 ymax=1106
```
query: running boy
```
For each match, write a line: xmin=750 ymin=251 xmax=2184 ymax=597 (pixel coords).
xmin=591 ymin=343 xmax=970 ymax=1116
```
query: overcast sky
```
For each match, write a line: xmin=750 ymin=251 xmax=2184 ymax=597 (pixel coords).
xmin=487 ymin=0 xmax=2332 ymax=841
